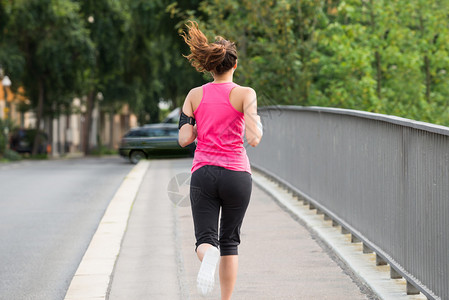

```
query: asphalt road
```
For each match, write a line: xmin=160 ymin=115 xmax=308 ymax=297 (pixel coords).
xmin=0 ymin=157 xmax=134 ymax=300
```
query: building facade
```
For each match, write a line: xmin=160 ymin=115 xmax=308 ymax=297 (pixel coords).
xmin=0 ymin=81 xmax=137 ymax=156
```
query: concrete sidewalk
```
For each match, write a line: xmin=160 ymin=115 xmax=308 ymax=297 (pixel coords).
xmin=106 ymin=158 xmax=374 ymax=300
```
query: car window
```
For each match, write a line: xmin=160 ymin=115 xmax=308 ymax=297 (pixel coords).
xmin=166 ymin=128 xmax=178 ymax=137
xmin=125 ymin=130 xmax=145 ymax=137
xmin=125 ymin=131 xmax=135 ymax=137
xmin=145 ymin=129 xmax=166 ymax=137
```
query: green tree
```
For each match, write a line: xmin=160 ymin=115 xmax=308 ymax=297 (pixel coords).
xmin=5 ymin=0 xmax=95 ymax=155
xmin=0 ymin=0 xmax=25 ymax=92
xmin=195 ymin=0 xmax=298 ymax=105
xmin=311 ymin=0 xmax=379 ymax=111
xmin=126 ymin=0 xmax=203 ymax=125
xmin=184 ymin=0 xmax=328 ymax=106
xmin=189 ymin=0 xmax=449 ymax=126
xmin=311 ymin=0 xmax=449 ymax=124
xmin=74 ymin=0 xmax=130 ymax=154
xmin=125 ymin=0 xmax=166 ymax=124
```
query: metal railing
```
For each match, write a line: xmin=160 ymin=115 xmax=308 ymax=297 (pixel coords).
xmin=247 ymin=106 xmax=449 ymax=300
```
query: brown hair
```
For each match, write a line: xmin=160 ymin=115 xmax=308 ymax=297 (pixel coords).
xmin=181 ymin=21 xmax=237 ymax=75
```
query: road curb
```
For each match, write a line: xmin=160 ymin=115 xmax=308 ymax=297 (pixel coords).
xmin=64 ymin=160 xmax=150 ymax=300
xmin=252 ymin=171 xmax=427 ymax=300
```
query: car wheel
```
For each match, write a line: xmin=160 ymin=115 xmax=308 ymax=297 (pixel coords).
xmin=129 ymin=150 xmax=146 ymax=164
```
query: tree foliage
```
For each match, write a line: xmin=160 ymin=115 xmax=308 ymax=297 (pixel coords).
xmin=0 ymin=0 xmax=204 ymax=154
xmin=2 ymin=0 xmax=449 ymax=156
xmin=192 ymin=0 xmax=449 ymax=125
xmin=126 ymin=0 xmax=203 ymax=125
xmin=3 ymin=0 xmax=95 ymax=154
xmin=72 ymin=0 xmax=131 ymax=153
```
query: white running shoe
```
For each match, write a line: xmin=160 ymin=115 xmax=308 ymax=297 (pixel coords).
xmin=197 ymin=246 xmax=220 ymax=295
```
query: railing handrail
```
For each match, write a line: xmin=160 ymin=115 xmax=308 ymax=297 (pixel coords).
xmin=248 ymin=105 xmax=449 ymax=300
xmin=262 ymin=105 xmax=449 ymax=136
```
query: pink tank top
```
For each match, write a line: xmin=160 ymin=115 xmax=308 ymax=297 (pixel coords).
xmin=191 ymin=82 xmax=251 ymax=174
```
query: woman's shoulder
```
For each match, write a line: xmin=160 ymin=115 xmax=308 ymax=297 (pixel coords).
xmin=232 ymin=85 xmax=256 ymax=99
xmin=188 ymin=86 xmax=203 ymax=95
xmin=186 ymin=86 xmax=203 ymax=100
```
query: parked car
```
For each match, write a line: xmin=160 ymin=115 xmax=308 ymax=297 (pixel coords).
xmin=9 ymin=129 xmax=48 ymax=154
xmin=119 ymin=123 xmax=195 ymax=164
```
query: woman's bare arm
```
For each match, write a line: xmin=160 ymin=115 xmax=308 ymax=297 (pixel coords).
xmin=242 ymin=87 xmax=262 ymax=147
xmin=178 ymin=88 xmax=199 ymax=147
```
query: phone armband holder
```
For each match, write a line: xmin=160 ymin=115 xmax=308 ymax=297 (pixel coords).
xmin=179 ymin=111 xmax=196 ymax=129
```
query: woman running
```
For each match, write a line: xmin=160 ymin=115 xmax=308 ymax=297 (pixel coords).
xmin=178 ymin=21 xmax=263 ymax=299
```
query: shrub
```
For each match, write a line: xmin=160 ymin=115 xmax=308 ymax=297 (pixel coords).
xmin=3 ymin=149 xmax=22 ymax=161
xmin=0 ymin=118 xmax=16 ymax=156
xmin=90 ymin=145 xmax=117 ymax=156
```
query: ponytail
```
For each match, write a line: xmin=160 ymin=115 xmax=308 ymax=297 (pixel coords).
xmin=181 ymin=21 xmax=237 ymax=75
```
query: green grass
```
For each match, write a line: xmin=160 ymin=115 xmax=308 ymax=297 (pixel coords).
xmin=90 ymin=146 xmax=118 ymax=156
xmin=1 ymin=149 xmax=22 ymax=162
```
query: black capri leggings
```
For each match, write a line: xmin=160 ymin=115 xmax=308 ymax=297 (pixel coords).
xmin=190 ymin=165 xmax=252 ymax=256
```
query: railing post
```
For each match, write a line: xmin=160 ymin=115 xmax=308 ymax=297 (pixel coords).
xmin=362 ymin=243 xmax=372 ymax=254
xmin=406 ymin=282 xmax=420 ymax=295
xmin=390 ymin=267 xmax=402 ymax=279
xmin=376 ymin=254 xmax=387 ymax=266
xmin=351 ymin=234 xmax=361 ymax=243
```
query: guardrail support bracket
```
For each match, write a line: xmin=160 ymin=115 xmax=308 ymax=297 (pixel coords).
xmin=363 ymin=243 xmax=372 ymax=253
xmin=390 ymin=267 xmax=402 ymax=279
xmin=376 ymin=254 xmax=387 ymax=266
xmin=351 ymin=234 xmax=361 ymax=243
xmin=406 ymin=281 xmax=420 ymax=295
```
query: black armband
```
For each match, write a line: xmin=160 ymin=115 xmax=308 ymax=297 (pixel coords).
xmin=178 ymin=111 xmax=196 ymax=129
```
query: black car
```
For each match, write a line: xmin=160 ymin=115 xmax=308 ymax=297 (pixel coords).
xmin=9 ymin=129 xmax=48 ymax=154
xmin=119 ymin=123 xmax=195 ymax=164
